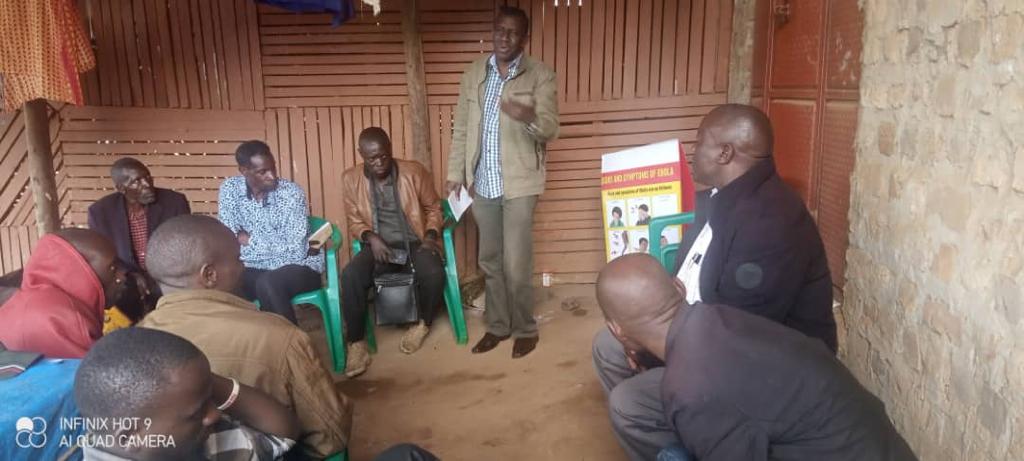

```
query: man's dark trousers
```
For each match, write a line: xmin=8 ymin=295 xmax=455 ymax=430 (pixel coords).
xmin=241 ymin=265 xmax=322 ymax=324
xmin=341 ymin=243 xmax=445 ymax=341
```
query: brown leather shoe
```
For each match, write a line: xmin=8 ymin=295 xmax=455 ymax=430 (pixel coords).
xmin=512 ymin=336 xmax=539 ymax=359
xmin=471 ymin=332 xmax=510 ymax=354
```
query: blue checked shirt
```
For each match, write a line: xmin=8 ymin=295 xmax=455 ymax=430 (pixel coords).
xmin=474 ymin=53 xmax=522 ymax=199
xmin=217 ymin=176 xmax=324 ymax=273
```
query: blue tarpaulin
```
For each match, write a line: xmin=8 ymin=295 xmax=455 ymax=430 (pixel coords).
xmin=0 ymin=359 xmax=84 ymax=461
xmin=258 ymin=0 xmax=357 ymax=26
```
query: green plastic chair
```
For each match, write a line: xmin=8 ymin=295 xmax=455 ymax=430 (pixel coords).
xmin=648 ymin=212 xmax=695 ymax=272
xmin=440 ymin=201 xmax=469 ymax=344
xmin=350 ymin=203 xmax=469 ymax=345
xmin=290 ymin=216 xmax=347 ymax=373
xmin=254 ymin=216 xmax=346 ymax=372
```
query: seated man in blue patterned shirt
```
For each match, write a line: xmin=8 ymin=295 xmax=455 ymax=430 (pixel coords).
xmin=217 ymin=140 xmax=323 ymax=324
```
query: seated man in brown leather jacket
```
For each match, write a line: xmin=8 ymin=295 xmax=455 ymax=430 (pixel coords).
xmin=340 ymin=127 xmax=446 ymax=378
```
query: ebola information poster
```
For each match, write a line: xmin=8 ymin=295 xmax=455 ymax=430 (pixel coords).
xmin=601 ymin=139 xmax=683 ymax=262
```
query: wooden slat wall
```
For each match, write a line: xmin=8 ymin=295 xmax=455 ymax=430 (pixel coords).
xmin=258 ymin=3 xmax=408 ymax=108
xmin=0 ymin=0 xmax=732 ymax=283
xmin=508 ymin=0 xmax=732 ymax=103
xmin=0 ymin=112 xmax=31 ymax=228
xmin=0 ymin=106 xmax=69 ymax=271
xmin=59 ymin=105 xmax=266 ymax=225
xmin=0 ymin=225 xmax=40 ymax=276
xmin=420 ymin=1 xmax=495 ymax=105
xmin=79 ymin=0 xmax=264 ymax=111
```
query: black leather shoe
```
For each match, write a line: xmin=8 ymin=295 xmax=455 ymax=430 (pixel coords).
xmin=471 ymin=333 xmax=510 ymax=354
xmin=512 ymin=336 xmax=539 ymax=359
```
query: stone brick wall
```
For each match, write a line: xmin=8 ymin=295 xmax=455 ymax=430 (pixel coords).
xmin=844 ymin=1 xmax=1024 ymax=459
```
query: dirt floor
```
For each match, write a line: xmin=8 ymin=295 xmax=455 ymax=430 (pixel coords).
xmin=301 ymin=284 xmax=627 ymax=461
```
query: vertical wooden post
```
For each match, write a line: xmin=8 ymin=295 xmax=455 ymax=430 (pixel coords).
xmin=401 ymin=0 xmax=432 ymax=169
xmin=23 ymin=99 xmax=60 ymax=235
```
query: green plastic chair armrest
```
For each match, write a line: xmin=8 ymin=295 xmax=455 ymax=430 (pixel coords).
xmin=648 ymin=212 xmax=695 ymax=272
xmin=441 ymin=206 xmax=468 ymax=344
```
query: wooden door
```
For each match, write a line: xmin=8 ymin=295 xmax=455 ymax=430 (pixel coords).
xmin=751 ymin=0 xmax=863 ymax=294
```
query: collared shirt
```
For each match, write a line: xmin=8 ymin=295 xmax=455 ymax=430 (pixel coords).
xmin=676 ymin=189 xmax=717 ymax=304
xmin=138 ymin=289 xmax=352 ymax=458
xmin=217 ymin=176 xmax=323 ymax=273
xmin=372 ymin=174 xmax=419 ymax=247
xmin=127 ymin=207 xmax=148 ymax=269
xmin=83 ymin=417 xmax=295 ymax=461
xmin=474 ymin=53 xmax=522 ymax=199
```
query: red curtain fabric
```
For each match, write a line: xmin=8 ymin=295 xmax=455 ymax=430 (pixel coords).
xmin=0 ymin=0 xmax=96 ymax=111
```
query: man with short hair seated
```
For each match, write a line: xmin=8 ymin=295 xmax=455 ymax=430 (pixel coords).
xmin=596 ymin=254 xmax=918 ymax=461
xmin=138 ymin=215 xmax=352 ymax=459
xmin=74 ymin=327 xmax=300 ymax=460
xmin=0 ymin=229 xmax=125 ymax=358
xmin=593 ymin=104 xmax=838 ymax=460
xmin=339 ymin=127 xmax=446 ymax=377
xmin=88 ymin=157 xmax=191 ymax=321
xmin=218 ymin=140 xmax=323 ymax=325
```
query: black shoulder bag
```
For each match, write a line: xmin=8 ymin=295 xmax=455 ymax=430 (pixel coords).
xmin=370 ymin=168 xmax=420 ymax=326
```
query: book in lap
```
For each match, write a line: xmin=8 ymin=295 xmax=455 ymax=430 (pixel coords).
xmin=307 ymin=221 xmax=333 ymax=249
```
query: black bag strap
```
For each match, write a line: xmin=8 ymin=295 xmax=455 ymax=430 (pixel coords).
xmin=368 ymin=164 xmax=415 ymax=274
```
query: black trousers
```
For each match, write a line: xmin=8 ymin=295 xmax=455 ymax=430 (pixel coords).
xmin=341 ymin=243 xmax=446 ymax=342
xmin=241 ymin=265 xmax=322 ymax=325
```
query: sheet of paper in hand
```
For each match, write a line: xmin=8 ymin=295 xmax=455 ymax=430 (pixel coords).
xmin=447 ymin=185 xmax=473 ymax=222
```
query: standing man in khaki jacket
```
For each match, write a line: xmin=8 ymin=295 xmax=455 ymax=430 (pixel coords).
xmin=446 ymin=6 xmax=559 ymax=359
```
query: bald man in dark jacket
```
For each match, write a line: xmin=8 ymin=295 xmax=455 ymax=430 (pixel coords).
xmin=597 ymin=255 xmax=916 ymax=461
xmin=670 ymin=162 xmax=835 ymax=352
xmin=593 ymin=104 xmax=836 ymax=460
